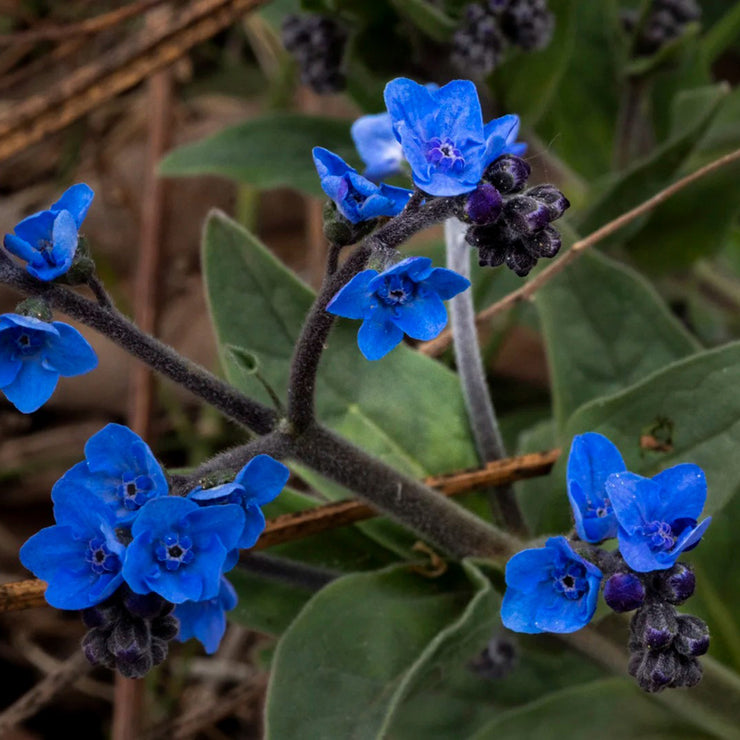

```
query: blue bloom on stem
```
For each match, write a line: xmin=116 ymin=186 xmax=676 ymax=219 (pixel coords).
xmin=20 ymin=487 xmax=125 ymax=609
xmin=123 ymin=497 xmax=244 ymax=604
xmin=188 ymin=454 xmax=289 ymax=548
xmin=174 ymin=578 xmax=238 ymax=654
xmin=327 ymin=256 xmax=470 ymax=360
xmin=0 ymin=313 xmax=97 ymax=413
xmin=51 ymin=423 xmax=169 ymax=524
xmin=566 ymin=432 xmax=625 ymax=543
xmin=383 ymin=78 xmax=522 ymax=196
xmin=3 ymin=183 xmax=94 ymax=281
xmin=351 ymin=112 xmax=405 ymax=181
xmin=312 ymin=147 xmax=412 ymax=224
xmin=605 ymin=465 xmax=711 ymax=573
xmin=501 ymin=536 xmax=602 ymax=634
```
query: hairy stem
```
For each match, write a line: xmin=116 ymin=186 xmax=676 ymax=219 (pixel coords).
xmin=445 ymin=218 xmax=526 ymax=534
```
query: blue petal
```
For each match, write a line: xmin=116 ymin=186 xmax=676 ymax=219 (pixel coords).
xmin=357 ymin=315 xmax=404 ymax=360
xmin=121 ymin=531 xmax=156 ymax=594
xmin=175 ymin=578 xmax=237 ymax=654
xmin=351 ymin=112 xmax=405 ymax=181
xmin=189 ymin=481 xmax=243 ymax=504
xmin=617 ymin=532 xmax=666 ymax=573
xmin=50 ymin=183 xmax=94 ymax=228
xmin=377 ymin=256 xmax=433 ymax=284
xmin=374 ymin=182 xmax=413 ymax=215
xmin=44 ymin=322 xmax=97 ymax=375
xmin=0 ymin=328 xmax=21 ymax=385
xmin=131 ymin=497 xmax=198 ymax=539
xmin=431 ymin=80 xmax=485 ymax=145
xmin=236 ymin=454 xmax=290 ymax=506
xmin=238 ymin=503 xmax=266 ymax=549
xmin=652 ymin=464 xmax=707 ymax=523
xmin=2 ymin=360 xmax=58 ymax=413
xmin=501 ymin=586 xmax=545 ymax=634
xmin=504 ymin=547 xmax=554 ymax=589
xmin=49 ymin=210 xmax=79 ymax=274
xmin=392 ymin=290 xmax=448 ymax=341
xmin=423 ymin=267 xmax=471 ymax=300
xmin=186 ymin=504 xmax=246 ymax=554
xmin=326 ymin=270 xmax=377 ymax=320
xmin=313 ymin=146 xmax=351 ymax=202
xmin=483 ymin=114 xmax=520 ymax=165
xmin=10 ymin=210 xmax=55 ymax=247
xmin=3 ymin=233 xmax=36 ymax=263
xmin=672 ymin=516 xmax=711 ymax=556
xmin=0 ymin=313 xmax=57 ymax=334
xmin=605 ymin=472 xmax=656 ymax=534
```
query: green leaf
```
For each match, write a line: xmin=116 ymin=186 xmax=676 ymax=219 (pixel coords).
xmin=576 ymin=84 xmax=728 ymax=239
xmin=469 ymin=678 xmax=711 ymax=739
xmin=702 ymin=1 xmax=740 ymax=64
xmin=562 ymin=340 xmax=740 ymax=516
xmin=537 ymin=250 xmax=699 ymax=431
xmin=389 ymin=0 xmax=457 ymax=41
xmin=202 ymin=210 xmax=477 ymax=477
xmin=159 ymin=114 xmax=356 ymax=197
xmin=264 ymin=562 xmax=495 ymax=740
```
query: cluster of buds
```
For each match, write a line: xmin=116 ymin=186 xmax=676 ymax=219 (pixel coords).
xmin=462 ymin=154 xmax=569 ymax=276
xmin=622 ymin=0 xmax=701 ymax=57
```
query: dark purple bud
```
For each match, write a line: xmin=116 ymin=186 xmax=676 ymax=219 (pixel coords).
xmin=484 ymin=154 xmax=531 ymax=194
xmin=522 ymin=225 xmax=561 ymax=258
xmin=632 ymin=602 xmax=678 ymax=650
xmin=673 ymin=655 xmax=703 ymax=688
xmin=504 ymin=196 xmax=551 ymax=234
xmin=117 ymin=651 xmax=154 ymax=680
xmin=123 ymin=590 xmax=169 ymax=619
xmin=604 ymin=572 xmax=646 ymax=613
xmin=107 ymin=616 xmax=151 ymax=660
xmin=151 ymin=614 xmax=180 ymax=642
xmin=465 ymin=183 xmax=503 ymax=224
xmin=674 ymin=615 xmax=710 ymax=657
xmin=527 ymin=184 xmax=570 ymax=221
xmin=82 ymin=627 xmax=113 ymax=668
xmin=505 ymin=248 xmax=538 ymax=277
xmin=657 ymin=563 xmax=696 ymax=605
xmin=81 ymin=606 xmax=109 ymax=629
xmin=470 ymin=636 xmax=518 ymax=680
xmin=150 ymin=636 xmax=170 ymax=667
xmin=632 ymin=649 xmax=680 ymax=693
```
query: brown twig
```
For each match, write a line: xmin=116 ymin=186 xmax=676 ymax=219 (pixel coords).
xmin=0 ymin=0 xmax=269 ymax=163
xmin=420 ymin=146 xmax=740 ymax=357
xmin=0 ymin=651 xmax=90 ymax=734
xmin=0 ymin=0 xmax=170 ymax=45
xmin=0 ymin=448 xmax=560 ymax=613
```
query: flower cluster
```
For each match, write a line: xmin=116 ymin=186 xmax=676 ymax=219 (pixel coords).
xmin=622 ymin=0 xmax=701 ymax=57
xmin=3 ymin=184 xmax=93 ymax=282
xmin=451 ymin=0 xmax=555 ymax=76
xmin=20 ymin=424 xmax=288 ymax=673
xmin=502 ymin=432 xmax=711 ymax=692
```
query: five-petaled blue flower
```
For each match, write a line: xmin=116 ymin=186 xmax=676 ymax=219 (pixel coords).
xmin=566 ymin=432 xmax=625 ymax=543
xmin=123 ymin=496 xmax=244 ymax=604
xmin=174 ymin=577 xmax=238 ymax=654
xmin=351 ymin=112 xmax=405 ymax=182
xmin=3 ymin=183 xmax=94 ymax=281
xmin=51 ymin=423 xmax=169 ymax=524
xmin=312 ymin=147 xmax=412 ymax=224
xmin=20 ymin=486 xmax=125 ymax=609
xmin=605 ymin=465 xmax=711 ymax=573
xmin=501 ymin=536 xmax=602 ymax=634
xmin=326 ymin=256 xmax=470 ymax=360
xmin=188 ymin=454 xmax=290 ymax=548
xmin=0 ymin=313 xmax=97 ymax=413
xmin=384 ymin=78 xmax=521 ymax=196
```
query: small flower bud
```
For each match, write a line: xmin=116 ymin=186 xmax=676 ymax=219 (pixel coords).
xmin=151 ymin=614 xmax=180 ymax=642
xmin=656 ymin=563 xmax=696 ymax=605
xmin=150 ymin=636 xmax=169 ymax=666
xmin=527 ymin=184 xmax=570 ymax=221
xmin=632 ymin=602 xmax=678 ymax=650
xmin=522 ymin=225 xmax=561 ymax=258
xmin=673 ymin=655 xmax=703 ymax=688
xmin=604 ymin=572 xmax=646 ymax=613
xmin=465 ymin=183 xmax=503 ymax=224
xmin=631 ymin=649 xmax=680 ymax=693
xmin=674 ymin=615 xmax=710 ymax=657
xmin=483 ymin=154 xmax=531 ymax=194
xmin=14 ymin=297 xmax=53 ymax=322
xmin=82 ymin=627 xmax=115 ymax=669
xmin=123 ymin=590 xmax=169 ymax=619
xmin=469 ymin=636 xmax=518 ymax=680
xmin=504 ymin=195 xmax=551 ymax=234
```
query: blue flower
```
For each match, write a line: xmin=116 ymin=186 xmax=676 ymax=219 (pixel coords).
xmin=351 ymin=113 xmax=405 ymax=181
xmin=188 ymin=454 xmax=289 ymax=548
xmin=20 ymin=486 xmax=125 ymax=609
xmin=501 ymin=536 xmax=602 ymax=634
xmin=566 ymin=433 xmax=625 ymax=543
xmin=51 ymin=423 xmax=169 ymax=524
xmin=0 ymin=313 xmax=97 ymax=413
xmin=384 ymin=78 xmax=521 ymax=196
xmin=326 ymin=256 xmax=470 ymax=360
xmin=174 ymin=577 xmax=238 ymax=654
xmin=312 ymin=147 xmax=412 ymax=224
xmin=122 ymin=497 xmax=244 ymax=603
xmin=3 ymin=183 xmax=94 ymax=281
xmin=605 ymin=465 xmax=711 ymax=572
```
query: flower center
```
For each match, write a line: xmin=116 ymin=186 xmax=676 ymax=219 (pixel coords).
xmin=155 ymin=533 xmax=194 ymax=571
xmin=12 ymin=330 xmax=43 ymax=358
xmin=552 ymin=562 xmax=588 ymax=600
xmin=37 ymin=239 xmax=58 ymax=266
xmin=642 ymin=520 xmax=676 ymax=550
xmin=425 ymin=137 xmax=465 ymax=172
xmin=86 ymin=537 xmax=120 ymax=575
xmin=376 ymin=274 xmax=416 ymax=309
xmin=119 ymin=474 xmax=154 ymax=511
xmin=587 ymin=497 xmax=612 ymax=519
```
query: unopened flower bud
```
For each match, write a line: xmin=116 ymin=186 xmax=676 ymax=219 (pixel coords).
xmin=504 ymin=195 xmax=551 ymax=234
xmin=656 ymin=563 xmax=696 ymax=605
xmin=465 ymin=183 xmax=503 ymax=224
xmin=527 ymin=184 xmax=570 ymax=221
xmin=674 ymin=615 xmax=710 ymax=657
xmin=632 ymin=602 xmax=678 ymax=650
xmin=483 ymin=154 xmax=531 ymax=194
xmin=522 ymin=225 xmax=561 ymax=258
xmin=604 ymin=572 xmax=646 ymax=613
xmin=631 ymin=649 xmax=680 ymax=693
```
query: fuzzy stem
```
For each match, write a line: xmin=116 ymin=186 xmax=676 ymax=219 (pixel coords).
xmin=445 ymin=218 xmax=526 ymax=534
xmin=238 ymin=552 xmax=337 ymax=591
xmin=0 ymin=262 xmax=277 ymax=435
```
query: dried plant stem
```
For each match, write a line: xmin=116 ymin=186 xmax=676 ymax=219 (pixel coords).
xmin=421 ymin=146 xmax=740 ymax=356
